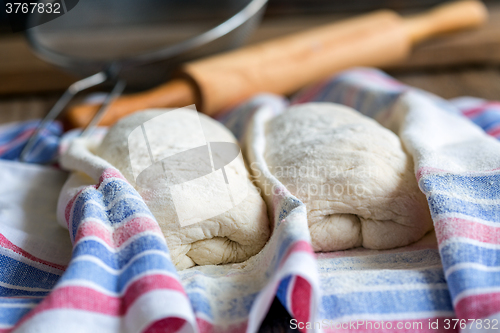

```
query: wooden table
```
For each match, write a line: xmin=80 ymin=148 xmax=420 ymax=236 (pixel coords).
xmin=2 ymin=4 xmax=500 ymax=115
xmin=0 ymin=4 xmax=499 ymax=333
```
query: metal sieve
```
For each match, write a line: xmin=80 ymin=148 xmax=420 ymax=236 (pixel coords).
xmin=20 ymin=0 xmax=267 ymax=161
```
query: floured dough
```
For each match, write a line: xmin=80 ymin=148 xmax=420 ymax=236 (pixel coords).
xmin=259 ymin=103 xmax=433 ymax=252
xmin=97 ymin=109 xmax=270 ymax=269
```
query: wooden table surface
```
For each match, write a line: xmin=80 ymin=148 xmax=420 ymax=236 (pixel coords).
xmin=1 ymin=4 xmax=499 ymax=333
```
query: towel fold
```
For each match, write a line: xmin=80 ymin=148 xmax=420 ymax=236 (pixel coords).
xmin=0 ymin=68 xmax=499 ymax=333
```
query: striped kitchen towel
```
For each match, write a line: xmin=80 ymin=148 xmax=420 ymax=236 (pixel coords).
xmin=450 ymin=97 xmax=500 ymax=140
xmin=291 ymin=67 xmax=500 ymax=332
xmin=0 ymin=120 xmax=62 ymax=164
xmin=1 ymin=67 xmax=500 ymax=333
xmin=0 ymin=159 xmax=72 ymax=332
xmin=9 ymin=97 xmax=319 ymax=333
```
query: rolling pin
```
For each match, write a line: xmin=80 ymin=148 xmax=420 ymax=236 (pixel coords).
xmin=66 ymin=0 xmax=487 ymax=128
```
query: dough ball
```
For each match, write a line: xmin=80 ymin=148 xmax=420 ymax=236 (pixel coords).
xmin=96 ymin=109 xmax=270 ymax=269
xmin=261 ymin=103 xmax=433 ymax=252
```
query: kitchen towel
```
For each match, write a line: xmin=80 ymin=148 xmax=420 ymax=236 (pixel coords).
xmin=0 ymin=120 xmax=62 ymax=164
xmin=290 ymin=68 xmax=500 ymax=332
xmin=51 ymin=97 xmax=319 ymax=333
xmin=0 ymin=159 xmax=72 ymax=331
xmin=0 ymin=68 xmax=499 ymax=333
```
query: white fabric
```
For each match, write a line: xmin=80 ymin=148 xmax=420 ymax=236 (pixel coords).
xmin=0 ymin=160 xmax=72 ymax=265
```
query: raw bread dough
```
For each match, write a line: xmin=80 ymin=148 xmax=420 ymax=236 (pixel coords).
xmin=260 ymin=103 xmax=433 ymax=252
xmin=96 ymin=109 xmax=270 ymax=269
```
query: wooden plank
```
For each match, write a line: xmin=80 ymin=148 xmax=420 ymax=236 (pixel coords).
xmin=0 ymin=36 xmax=77 ymax=95
xmin=390 ymin=67 xmax=500 ymax=100
xmin=2 ymin=67 xmax=500 ymax=125
xmin=0 ymin=4 xmax=500 ymax=95
xmin=252 ymin=3 xmax=500 ymax=72
xmin=386 ymin=5 xmax=500 ymax=70
xmin=0 ymin=95 xmax=56 ymax=123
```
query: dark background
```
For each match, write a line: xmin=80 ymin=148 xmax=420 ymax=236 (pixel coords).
xmin=1 ymin=0 xmax=499 ymax=33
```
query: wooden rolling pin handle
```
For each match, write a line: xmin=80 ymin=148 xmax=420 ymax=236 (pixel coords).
xmin=404 ymin=0 xmax=488 ymax=44
xmin=65 ymin=79 xmax=195 ymax=128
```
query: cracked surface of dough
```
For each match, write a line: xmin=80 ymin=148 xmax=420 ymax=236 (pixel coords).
xmin=97 ymin=110 xmax=270 ymax=269
xmin=263 ymin=103 xmax=433 ymax=252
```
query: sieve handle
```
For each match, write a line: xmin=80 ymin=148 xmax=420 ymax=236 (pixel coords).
xmin=20 ymin=72 xmax=107 ymax=162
